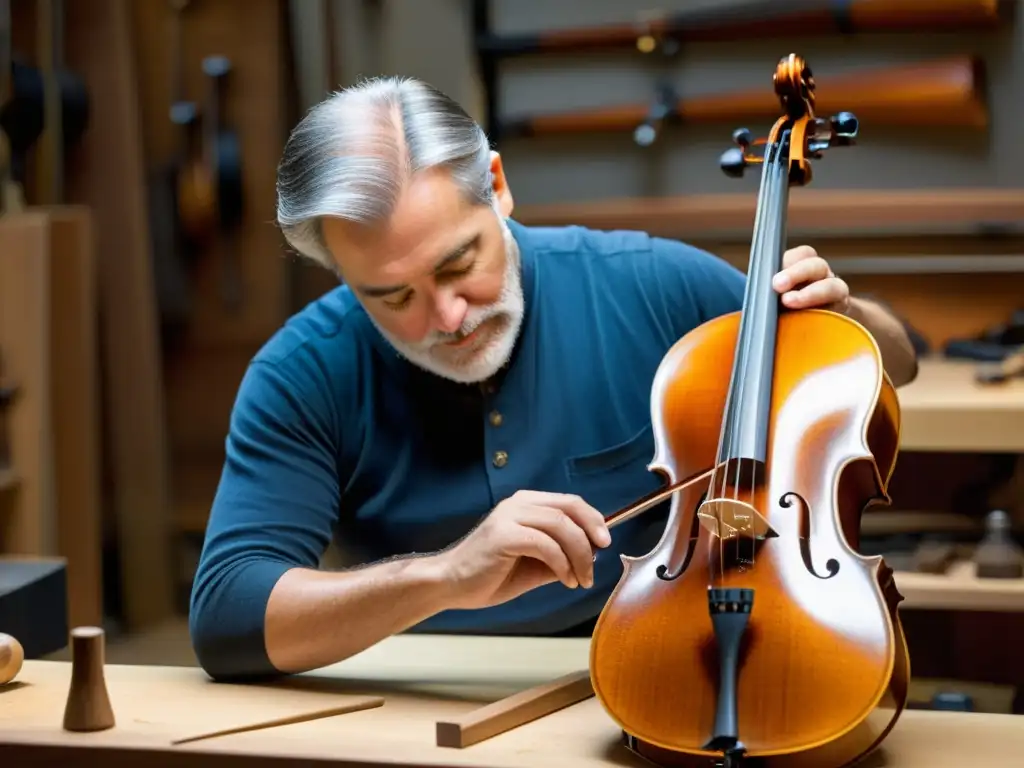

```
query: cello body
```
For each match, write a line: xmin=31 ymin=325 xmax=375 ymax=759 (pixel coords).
xmin=589 ymin=55 xmax=910 ymax=768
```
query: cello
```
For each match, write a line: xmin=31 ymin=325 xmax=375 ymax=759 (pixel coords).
xmin=590 ymin=54 xmax=910 ymax=768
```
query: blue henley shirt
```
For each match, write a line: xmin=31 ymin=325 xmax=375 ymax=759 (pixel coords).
xmin=189 ymin=219 xmax=746 ymax=680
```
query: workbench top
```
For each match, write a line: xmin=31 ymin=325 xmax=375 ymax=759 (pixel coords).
xmin=2 ymin=634 xmax=1022 ymax=767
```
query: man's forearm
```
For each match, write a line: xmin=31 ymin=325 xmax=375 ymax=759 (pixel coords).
xmin=264 ymin=553 xmax=455 ymax=673
xmin=847 ymin=296 xmax=919 ymax=387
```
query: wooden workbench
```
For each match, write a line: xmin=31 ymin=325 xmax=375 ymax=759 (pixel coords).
xmin=2 ymin=634 xmax=1023 ymax=767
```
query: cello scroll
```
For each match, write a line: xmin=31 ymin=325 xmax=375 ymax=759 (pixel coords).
xmin=720 ymin=55 xmax=858 ymax=186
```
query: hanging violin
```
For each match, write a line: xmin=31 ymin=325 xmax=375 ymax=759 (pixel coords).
xmin=590 ymin=54 xmax=910 ymax=768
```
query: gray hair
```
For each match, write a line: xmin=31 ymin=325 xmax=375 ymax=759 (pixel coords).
xmin=275 ymin=76 xmax=495 ymax=268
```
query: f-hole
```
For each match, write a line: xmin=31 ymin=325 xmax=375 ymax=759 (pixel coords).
xmin=781 ymin=491 xmax=840 ymax=579
xmin=656 ymin=492 xmax=706 ymax=581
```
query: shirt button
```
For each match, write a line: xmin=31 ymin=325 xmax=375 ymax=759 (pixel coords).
xmin=489 ymin=410 xmax=503 ymax=427
xmin=492 ymin=450 xmax=508 ymax=468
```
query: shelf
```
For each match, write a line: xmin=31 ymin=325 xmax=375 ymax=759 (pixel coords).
xmin=515 ymin=188 xmax=1024 ymax=241
xmin=898 ymin=359 xmax=1024 ymax=453
xmin=896 ymin=560 xmax=1024 ymax=612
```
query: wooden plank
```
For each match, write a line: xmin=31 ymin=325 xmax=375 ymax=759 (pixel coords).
xmin=63 ymin=0 xmax=173 ymax=629
xmin=0 ymin=209 xmax=105 ymax=630
xmin=515 ymin=188 xmax=1024 ymax=240
xmin=0 ymin=214 xmax=53 ymax=555
xmin=46 ymin=206 xmax=104 ymax=627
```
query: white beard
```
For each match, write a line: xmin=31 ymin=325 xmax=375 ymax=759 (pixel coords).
xmin=368 ymin=212 xmax=525 ymax=385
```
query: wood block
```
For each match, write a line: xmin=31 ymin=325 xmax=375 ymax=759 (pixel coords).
xmin=436 ymin=669 xmax=594 ymax=748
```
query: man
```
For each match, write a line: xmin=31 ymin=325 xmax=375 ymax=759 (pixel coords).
xmin=189 ymin=76 xmax=918 ymax=681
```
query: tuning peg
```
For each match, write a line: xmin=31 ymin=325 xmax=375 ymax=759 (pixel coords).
xmin=719 ymin=147 xmax=748 ymax=178
xmin=831 ymin=111 xmax=858 ymax=136
xmin=732 ymin=128 xmax=753 ymax=148
xmin=634 ymin=123 xmax=658 ymax=147
xmin=830 ymin=111 xmax=858 ymax=144
xmin=202 ymin=55 xmax=232 ymax=79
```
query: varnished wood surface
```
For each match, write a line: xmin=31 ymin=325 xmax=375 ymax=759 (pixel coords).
xmin=2 ymin=635 xmax=1023 ymax=767
xmin=590 ymin=308 xmax=907 ymax=762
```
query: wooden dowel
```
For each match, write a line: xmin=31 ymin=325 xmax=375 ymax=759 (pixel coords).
xmin=171 ymin=696 xmax=385 ymax=746
xmin=436 ymin=670 xmax=595 ymax=748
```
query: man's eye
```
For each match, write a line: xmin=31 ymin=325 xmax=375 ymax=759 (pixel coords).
xmin=383 ymin=293 xmax=412 ymax=311
xmin=443 ymin=261 xmax=475 ymax=278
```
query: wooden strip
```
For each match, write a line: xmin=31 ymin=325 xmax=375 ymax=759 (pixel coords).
xmin=515 ymin=189 xmax=1024 ymax=241
xmin=170 ymin=696 xmax=384 ymax=746
xmin=436 ymin=670 xmax=594 ymax=748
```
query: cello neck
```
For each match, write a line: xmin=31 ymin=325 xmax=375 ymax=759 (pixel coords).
xmin=716 ymin=132 xmax=792 ymax=469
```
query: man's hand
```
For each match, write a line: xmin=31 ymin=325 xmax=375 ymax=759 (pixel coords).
xmin=437 ymin=490 xmax=611 ymax=611
xmin=769 ymin=245 xmax=919 ymax=387
xmin=772 ymin=245 xmax=850 ymax=313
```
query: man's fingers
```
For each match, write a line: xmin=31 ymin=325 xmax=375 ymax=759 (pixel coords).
xmin=773 ymin=255 xmax=830 ymax=293
xmin=500 ymin=523 xmax=577 ymax=589
xmin=781 ymin=244 xmax=818 ymax=270
xmin=511 ymin=505 xmax=597 ymax=588
xmin=781 ymin=276 xmax=847 ymax=309
xmin=513 ymin=491 xmax=610 ymax=548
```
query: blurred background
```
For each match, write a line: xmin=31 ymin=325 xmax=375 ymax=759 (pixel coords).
xmin=2 ymin=0 xmax=1024 ymax=715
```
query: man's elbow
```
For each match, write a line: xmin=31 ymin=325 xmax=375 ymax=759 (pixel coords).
xmin=188 ymin=568 xmax=288 ymax=682
xmin=189 ymin=606 xmax=284 ymax=682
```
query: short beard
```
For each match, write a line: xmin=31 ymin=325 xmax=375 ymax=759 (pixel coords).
xmin=367 ymin=212 xmax=525 ymax=385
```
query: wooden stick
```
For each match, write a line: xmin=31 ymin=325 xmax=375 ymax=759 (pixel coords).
xmin=436 ymin=670 xmax=594 ymax=748
xmin=171 ymin=696 xmax=385 ymax=746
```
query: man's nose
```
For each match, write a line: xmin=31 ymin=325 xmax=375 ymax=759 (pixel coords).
xmin=433 ymin=289 xmax=468 ymax=334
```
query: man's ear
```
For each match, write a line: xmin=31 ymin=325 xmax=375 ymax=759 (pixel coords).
xmin=489 ymin=151 xmax=514 ymax=217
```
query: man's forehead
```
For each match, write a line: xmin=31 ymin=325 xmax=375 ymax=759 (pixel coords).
xmin=324 ymin=208 xmax=486 ymax=293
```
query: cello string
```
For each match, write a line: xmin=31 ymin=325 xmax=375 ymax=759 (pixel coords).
xmin=733 ymin=136 xmax=781 ymax=576
xmin=708 ymin=134 xmax=778 ymax=588
xmin=747 ymin=142 xmax=786 ymax=570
